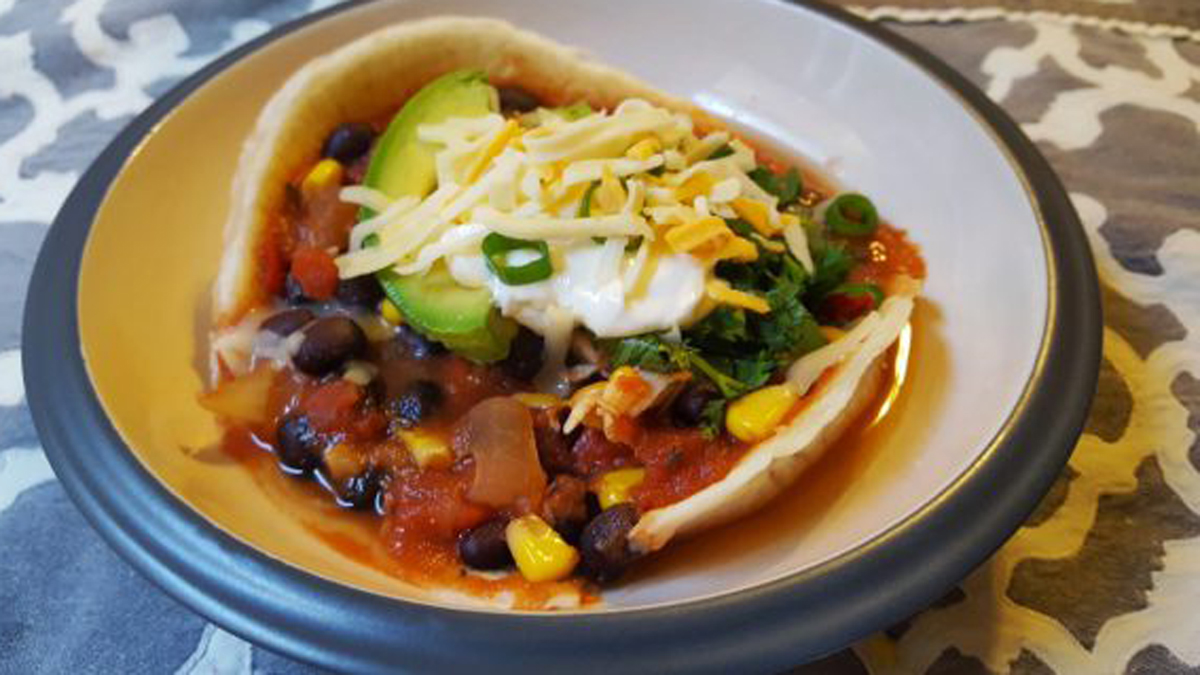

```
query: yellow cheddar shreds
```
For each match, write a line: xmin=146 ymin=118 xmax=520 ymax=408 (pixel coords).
xmin=466 ymin=119 xmax=521 ymax=183
xmin=674 ymin=172 xmax=715 ymax=203
xmin=731 ymin=197 xmax=780 ymax=236
xmin=706 ymin=279 xmax=770 ymax=313
xmin=665 ymin=216 xmax=730 ymax=254
xmin=626 ymin=137 xmax=663 ymax=161
xmin=713 ymin=236 xmax=759 ymax=263
xmin=594 ymin=166 xmax=627 ymax=214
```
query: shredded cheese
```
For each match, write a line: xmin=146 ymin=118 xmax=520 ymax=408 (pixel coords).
xmin=706 ymin=279 xmax=770 ymax=313
xmin=330 ymin=95 xmax=841 ymax=379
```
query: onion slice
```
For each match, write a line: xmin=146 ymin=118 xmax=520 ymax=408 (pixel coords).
xmin=455 ymin=397 xmax=547 ymax=509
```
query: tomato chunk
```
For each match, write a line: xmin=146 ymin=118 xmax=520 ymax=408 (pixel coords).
xmin=820 ymin=291 xmax=877 ymax=325
xmin=291 ymin=246 xmax=340 ymax=300
xmin=301 ymin=380 xmax=363 ymax=434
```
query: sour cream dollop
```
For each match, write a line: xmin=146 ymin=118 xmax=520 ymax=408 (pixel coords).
xmin=448 ymin=238 xmax=706 ymax=338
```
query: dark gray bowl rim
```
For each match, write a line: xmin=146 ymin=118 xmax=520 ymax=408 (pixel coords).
xmin=23 ymin=1 xmax=1100 ymax=672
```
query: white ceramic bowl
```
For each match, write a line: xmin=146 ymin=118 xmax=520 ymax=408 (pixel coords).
xmin=25 ymin=0 xmax=1099 ymax=671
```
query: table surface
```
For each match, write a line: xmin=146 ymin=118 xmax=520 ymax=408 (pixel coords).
xmin=2 ymin=1 xmax=1199 ymax=673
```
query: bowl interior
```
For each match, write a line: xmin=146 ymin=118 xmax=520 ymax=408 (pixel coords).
xmin=77 ymin=0 xmax=1047 ymax=611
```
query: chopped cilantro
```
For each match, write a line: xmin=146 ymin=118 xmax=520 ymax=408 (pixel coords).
xmin=700 ymin=399 xmax=727 ymax=439
xmin=748 ymin=165 xmax=803 ymax=207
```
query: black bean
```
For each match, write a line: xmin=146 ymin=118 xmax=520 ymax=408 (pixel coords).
xmin=394 ymin=324 xmax=444 ymax=360
xmin=261 ymin=308 xmax=315 ymax=336
xmin=390 ymin=380 xmax=443 ymax=428
xmin=541 ymin=475 xmax=589 ymax=543
xmin=293 ymin=316 xmax=368 ymax=376
xmin=321 ymin=122 xmax=375 ymax=164
xmin=458 ymin=518 xmax=513 ymax=570
xmin=338 ymin=467 xmax=384 ymax=511
xmin=276 ymin=414 xmax=323 ymax=474
xmin=533 ymin=410 xmax=575 ymax=475
xmin=500 ymin=327 xmax=544 ymax=381
xmin=497 ymin=86 xmax=542 ymax=115
xmin=284 ymin=274 xmax=309 ymax=305
xmin=579 ymin=503 xmax=640 ymax=584
xmin=336 ymin=275 xmax=384 ymax=308
xmin=671 ymin=383 xmax=717 ymax=427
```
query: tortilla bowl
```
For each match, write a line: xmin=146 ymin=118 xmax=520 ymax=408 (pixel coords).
xmin=23 ymin=0 xmax=1099 ymax=671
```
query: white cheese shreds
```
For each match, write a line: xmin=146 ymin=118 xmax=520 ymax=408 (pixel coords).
xmin=346 ymin=195 xmax=419 ymax=251
xmin=709 ymin=177 xmax=741 ymax=203
xmin=522 ymin=100 xmax=682 ymax=163
xmin=534 ymin=307 xmax=576 ymax=395
xmin=391 ymin=224 xmax=488 ymax=276
xmin=472 ymin=206 xmax=652 ymax=240
xmin=339 ymin=185 xmax=393 ymax=214
xmin=684 ymin=131 xmax=730 ymax=164
xmin=663 ymin=149 xmax=687 ymax=171
xmin=439 ymin=150 xmax=521 ymax=222
xmin=335 ymin=184 xmax=457 ymax=277
xmin=645 ymin=205 xmax=694 ymax=226
xmin=561 ymin=157 xmax=663 ymax=187
xmin=782 ymin=220 xmax=815 ymax=274
xmin=417 ymin=114 xmax=505 ymax=145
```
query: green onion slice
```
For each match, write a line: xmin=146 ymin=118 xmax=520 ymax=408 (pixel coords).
xmin=826 ymin=193 xmax=879 ymax=236
xmin=482 ymin=233 xmax=553 ymax=285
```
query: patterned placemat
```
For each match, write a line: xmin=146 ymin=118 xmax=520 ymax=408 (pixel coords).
xmin=841 ymin=0 xmax=1200 ymax=41
xmin=1 ymin=1 xmax=1199 ymax=673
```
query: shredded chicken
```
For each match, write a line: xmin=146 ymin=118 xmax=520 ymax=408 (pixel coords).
xmin=564 ymin=366 xmax=689 ymax=441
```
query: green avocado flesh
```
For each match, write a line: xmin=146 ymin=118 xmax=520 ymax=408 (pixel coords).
xmin=379 ymin=263 xmax=518 ymax=362
xmin=363 ymin=69 xmax=517 ymax=363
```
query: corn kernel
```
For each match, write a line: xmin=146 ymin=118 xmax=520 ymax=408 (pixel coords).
xmin=301 ymin=159 xmax=343 ymax=197
xmin=506 ymin=514 xmax=580 ymax=583
xmin=726 ymin=384 xmax=800 ymax=443
xmin=626 ymin=137 xmax=662 ymax=161
xmin=674 ymin=172 xmax=715 ymax=203
xmin=513 ymin=392 xmax=564 ymax=409
xmin=380 ymin=298 xmax=404 ymax=325
xmin=731 ymin=197 xmax=780 ymax=236
xmin=594 ymin=468 xmax=646 ymax=509
xmin=398 ymin=429 xmax=451 ymax=470
xmin=706 ymin=279 xmax=770 ymax=314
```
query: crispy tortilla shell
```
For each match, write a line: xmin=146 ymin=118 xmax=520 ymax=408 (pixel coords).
xmin=214 ymin=16 xmax=920 ymax=589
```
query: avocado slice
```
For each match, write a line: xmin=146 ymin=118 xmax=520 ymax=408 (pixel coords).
xmin=362 ymin=69 xmax=517 ymax=362
xmin=380 ymin=263 xmax=517 ymax=362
